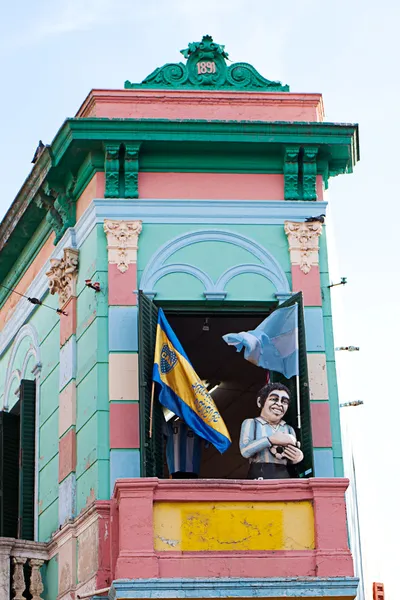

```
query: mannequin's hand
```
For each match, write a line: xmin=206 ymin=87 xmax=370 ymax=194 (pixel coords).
xmin=282 ymin=445 xmax=304 ymax=464
xmin=268 ymin=432 xmax=296 ymax=446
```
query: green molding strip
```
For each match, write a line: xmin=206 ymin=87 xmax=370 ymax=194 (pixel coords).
xmin=51 ymin=119 xmax=359 ymax=164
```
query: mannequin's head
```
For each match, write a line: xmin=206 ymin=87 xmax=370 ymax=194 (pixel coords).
xmin=257 ymin=382 xmax=290 ymax=424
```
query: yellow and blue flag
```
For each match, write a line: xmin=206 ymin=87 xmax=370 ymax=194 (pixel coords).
xmin=152 ymin=309 xmax=231 ymax=453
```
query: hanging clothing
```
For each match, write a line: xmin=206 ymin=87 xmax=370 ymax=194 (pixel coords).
xmin=164 ymin=420 xmax=202 ymax=477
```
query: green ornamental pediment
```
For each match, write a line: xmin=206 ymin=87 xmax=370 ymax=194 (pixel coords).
xmin=125 ymin=35 xmax=289 ymax=92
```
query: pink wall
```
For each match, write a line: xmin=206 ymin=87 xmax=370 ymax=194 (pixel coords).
xmin=76 ymin=172 xmax=105 ymax=221
xmin=316 ymin=175 xmax=324 ymax=200
xmin=292 ymin=265 xmax=322 ymax=306
xmin=311 ymin=403 xmax=333 ymax=447
xmin=138 ymin=173 xmax=284 ymax=200
xmin=76 ymin=90 xmax=324 ymax=123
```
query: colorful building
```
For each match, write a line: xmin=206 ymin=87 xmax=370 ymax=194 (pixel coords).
xmin=0 ymin=36 xmax=360 ymax=600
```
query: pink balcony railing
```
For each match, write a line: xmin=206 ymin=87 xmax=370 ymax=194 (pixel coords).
xmin=108 ymin=478 xmax=354 ymax=581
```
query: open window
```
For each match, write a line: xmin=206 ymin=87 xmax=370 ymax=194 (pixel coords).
xmin=0 ymin=379 xmax=36 ymax=539
xmin=138 ymin=291 xmax=313 ymax=479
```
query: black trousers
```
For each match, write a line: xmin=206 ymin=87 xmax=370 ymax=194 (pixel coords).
xmin=247 ymin=462 xmax=291 ymax=480
xmin=171 ymin=472 xmax=199 ymax=479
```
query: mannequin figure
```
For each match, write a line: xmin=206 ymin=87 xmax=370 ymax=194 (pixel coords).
xmin=239 ymin=382 xmax=303 ymax=479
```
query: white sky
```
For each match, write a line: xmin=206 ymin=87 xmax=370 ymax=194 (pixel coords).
xmin=1 ymin=2 xmax=399 ymax=598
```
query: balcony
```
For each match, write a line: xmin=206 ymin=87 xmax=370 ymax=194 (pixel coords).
xmin=109 ymin=477 xmax=356 ymax=596
xmin=0 ymin=537 xmax=47 ymax=599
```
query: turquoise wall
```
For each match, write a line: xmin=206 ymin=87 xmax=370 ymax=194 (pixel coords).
xmin=137 ymin=223 xmax=291 ymax=301
xmin=0 ymin=224 xmax=110 ymax=542
xmin=319 ymin=231 xmax=343 ymax=477
xmin=75 ymin=224 xmax=110 ymax=513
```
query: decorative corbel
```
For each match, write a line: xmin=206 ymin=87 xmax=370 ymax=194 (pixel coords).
xmin=284 ymin=220 xmax=322 ymax=274
xmin=35 ymin=177 xmax=77 ymax=244
xmin=103 ymin=219 xmax=142 ymax=273
xmin=46 ymin=248 xmax=79 ymax=308
xmin=283 ymin=146 xmax=300 ymax=200
xmin=104 ymin=144 xmax=121 ymax=198
xmin=35 ymin=188 xmax=64 ymax=238
xmin=124 ymin=143 xmax=141 ymax=198
xmin=302 ymin=146 xmax=318 ymax=200
xmin=52 ymin=175 xmax=77 ymax=240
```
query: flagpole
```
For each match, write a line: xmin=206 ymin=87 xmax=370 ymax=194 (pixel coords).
xmin=296 ymin=303 xmax=301 ymax=430
xmin=296 ymin=375 xmax=301 ymax=430
xmin=149 ymin=381 xmax=155 ymax=438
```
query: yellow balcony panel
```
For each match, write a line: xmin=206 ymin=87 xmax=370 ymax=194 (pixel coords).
xmin=154 ymin=500 xmax=314 ymax=552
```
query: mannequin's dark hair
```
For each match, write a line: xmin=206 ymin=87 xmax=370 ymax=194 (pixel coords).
xmin=257 ymin=382 xmax=291 ymax=408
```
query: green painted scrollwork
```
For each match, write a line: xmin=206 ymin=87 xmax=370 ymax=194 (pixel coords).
xmin=125 ymin=35 xmax=289 ymax=92
xmin=226 ymin=63 xmax=289 ymax=91
xmin=141 ymin=63 xmax=188 ymax=87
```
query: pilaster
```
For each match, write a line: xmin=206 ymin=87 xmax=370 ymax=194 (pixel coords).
xmin=284 ymin=221 xmax=334 ymax=476
xmin=46 ymin=247 xmax=79 ymax=525
xmin=104 ymin=220 xmax=142 ymax=493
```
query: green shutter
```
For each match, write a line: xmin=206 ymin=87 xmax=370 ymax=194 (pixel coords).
xmin=18 ymin=379 xmax=36 ymax=540
xmin=138 ymin=291 xmax=164 ymax=478
xmin=271 ymin=292 xmax=314 ymax=477
xmin=0 ymin=411 xmax=20 ymax=537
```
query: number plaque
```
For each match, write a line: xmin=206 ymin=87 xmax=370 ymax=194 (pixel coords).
xmin=197 ymin=61 xmax=216 ymax=75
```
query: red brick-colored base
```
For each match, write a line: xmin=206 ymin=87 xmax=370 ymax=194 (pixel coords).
xmin=108 ymin=263 xmax=137 ymax=306
xmin=59 ymin=428 xmax=77 ymax=483
xmin=291 ymin=265 xmax=322 ymax=306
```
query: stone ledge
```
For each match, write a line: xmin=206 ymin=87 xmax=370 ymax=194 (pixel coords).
xmin=109 ymin=576 xmax=359 ymax=599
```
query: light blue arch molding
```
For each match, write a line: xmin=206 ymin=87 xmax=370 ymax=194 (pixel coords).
xmin=140 ymin=229 xmax=290 ymax=300
xmin=3 ymin=324 xmax=41 ymax=409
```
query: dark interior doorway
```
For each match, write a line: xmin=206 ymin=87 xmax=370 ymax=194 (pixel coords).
xmin=166 ymin=311 xmax=275 ymax=479
xmin=139 ymin=291 xmax=313 ymax=480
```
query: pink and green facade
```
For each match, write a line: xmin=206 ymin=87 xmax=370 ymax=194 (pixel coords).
xmin=0 ymin=37 xmax=359 ymax=600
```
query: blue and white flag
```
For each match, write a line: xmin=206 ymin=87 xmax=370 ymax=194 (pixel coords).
xmin=222 ymin=304 xmax=299 ymax=379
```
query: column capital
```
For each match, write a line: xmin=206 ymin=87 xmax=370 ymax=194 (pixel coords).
xmin=104 ymin=219 xmax=142 ymax=273
xmin=46 ymin=247 xmax=79 ymax=308
xmin=284 ymin=220 xmax=322 ymax=273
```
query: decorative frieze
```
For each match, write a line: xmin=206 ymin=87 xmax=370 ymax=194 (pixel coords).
xmin=283 ymin=146 xmax=300 ymax=200
xmin=284 ymin=220 xmax=322 ymax=273
xmin=46 ymin=247 xmax=79 ymax=307
xmin=103 ymin=219 xmax=142 ymax=272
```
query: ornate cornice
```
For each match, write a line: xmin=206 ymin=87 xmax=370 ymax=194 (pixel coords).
xmin=103 ymin=219 xmax=142 ymax=272
xmin=46 ymin=248 xmax=79 ymax=307
xmin=284 ymin=221 xmax=323 ymax=273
